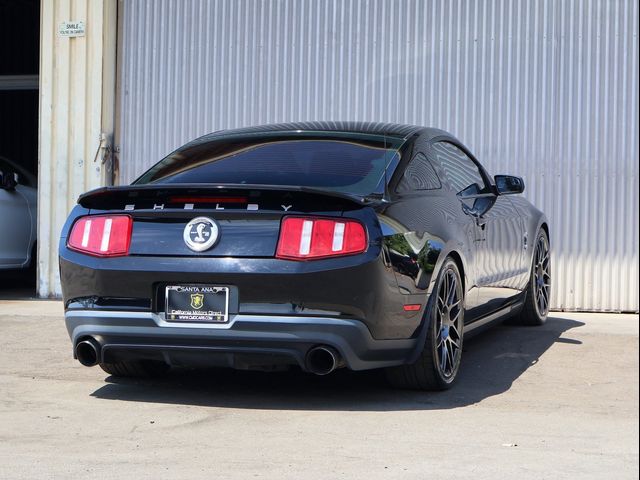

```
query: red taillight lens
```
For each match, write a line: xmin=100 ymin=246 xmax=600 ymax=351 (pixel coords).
xmin=276 ymin=216 xmax=367 ymax=260
xmin=67 ymin=215 xmax=133 ymax=257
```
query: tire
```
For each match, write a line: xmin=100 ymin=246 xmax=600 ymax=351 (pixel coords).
xmin=514 ymin=229 xmax=551 ymax=326
xmin=99 ymin=360 xmax=169 ymax=378
xmin=386 ymin=257 xmax=464 ymax=391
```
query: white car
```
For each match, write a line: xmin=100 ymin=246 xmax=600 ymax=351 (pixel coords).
xmin=0 ymin=156 xmax=37 ymax=270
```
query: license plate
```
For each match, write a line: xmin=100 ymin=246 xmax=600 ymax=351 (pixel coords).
xmin=165 ymin=285 xmax=229 ymax=322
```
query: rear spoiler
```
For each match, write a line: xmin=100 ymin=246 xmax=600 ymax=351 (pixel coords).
xmin=77 ymin=183 xmax=386 ymax=210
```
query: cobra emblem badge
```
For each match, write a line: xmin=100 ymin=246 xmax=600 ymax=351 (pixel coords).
xmin=183 ymin=217 xmax=219 ymax=252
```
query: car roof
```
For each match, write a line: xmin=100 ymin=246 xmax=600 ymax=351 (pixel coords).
xmin=196 ymin=121 xmax=450 ymax=141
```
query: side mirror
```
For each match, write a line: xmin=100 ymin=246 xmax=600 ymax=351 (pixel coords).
xmin=494 ymin=175 xmax=525 ymax=195
xmin=0 ymin=171 xmax=18 ymax=190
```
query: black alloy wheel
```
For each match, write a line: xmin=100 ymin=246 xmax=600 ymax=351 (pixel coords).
xmin=386 ymin=257 xmax=464 ymax=390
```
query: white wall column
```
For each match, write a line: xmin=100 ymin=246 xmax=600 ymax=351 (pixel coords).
xmin=38 ymin=0 xmax=117 ymax=297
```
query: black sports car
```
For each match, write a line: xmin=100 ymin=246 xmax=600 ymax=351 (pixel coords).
xmin=59 ymin=122 xmax=550 ymax=390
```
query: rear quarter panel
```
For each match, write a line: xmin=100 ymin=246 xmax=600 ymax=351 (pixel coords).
xmin=379 ymin=189 xmax=477 ymax=309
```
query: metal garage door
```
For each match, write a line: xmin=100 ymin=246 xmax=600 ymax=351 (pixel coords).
xmin=116 ymin=0 xmax=639 ymax=312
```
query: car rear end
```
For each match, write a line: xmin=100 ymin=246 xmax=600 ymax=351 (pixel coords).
xmin=59 ymin=130 xmax=425 ymax=375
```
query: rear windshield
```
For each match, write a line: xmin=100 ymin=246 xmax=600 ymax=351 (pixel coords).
xmin=134 ymin=134 xmax=403 ymax=196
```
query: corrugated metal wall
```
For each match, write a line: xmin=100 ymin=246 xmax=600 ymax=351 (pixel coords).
xmin=38 ymin=0 xmax=117 ymax=297
xmin=117 ymin=0 xmax=639 ymax=312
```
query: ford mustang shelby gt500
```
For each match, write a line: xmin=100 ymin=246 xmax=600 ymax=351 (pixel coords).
xmin=60 ymin=122 xmax=550 ymax=390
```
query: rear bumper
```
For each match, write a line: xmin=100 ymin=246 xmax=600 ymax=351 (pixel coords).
xmin=59 ymin=248 xmax=426 ymax=340
xmin=65 ymin=310 xmax=419 ymax=371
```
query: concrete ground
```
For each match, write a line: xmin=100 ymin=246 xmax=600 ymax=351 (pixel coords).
xmin=0 ymin=301 xmax=637 ymax=480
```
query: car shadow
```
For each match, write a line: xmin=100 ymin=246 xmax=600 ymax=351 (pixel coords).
xmin=90 ymin=316 xmax=585 ymax=411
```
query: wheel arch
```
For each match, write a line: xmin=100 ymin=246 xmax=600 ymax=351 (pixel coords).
xmin=405 ymin=247 xmax=466 ymax=365
xmin=531 ymin=220 xmax=551 ymax=266
xmin=539 ymin=222 xmax=550 ymax=240
xmin=445 ymin=250 xmax=466 ymax=293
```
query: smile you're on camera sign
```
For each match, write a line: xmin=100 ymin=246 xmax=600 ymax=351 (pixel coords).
xmin=58 ymin=21 xmax=85 ymax=37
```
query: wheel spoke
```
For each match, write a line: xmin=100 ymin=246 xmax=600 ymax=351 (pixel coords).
xmin=541 ymin=284 xmax=549 ymax=301
xmin=537 ymin=289 xmax=544 ymax=311
xmin=449 ymin=323 xmax=460 ymax=338
xmin=447 ymin=275 xmax=457 ymax=304
xmin=442 ymin=274 xmax=449 ymax=302
xmin=446 ymin=343 xmax=455 ymax=371
xmin=440 ymin=343 xmax=448 ymax=372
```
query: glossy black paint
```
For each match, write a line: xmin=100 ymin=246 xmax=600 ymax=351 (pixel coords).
xmin=60 ymin=212 xmax=418 ymax=341
xmin=494 ymin=175 xmax=525 ymax=195
xmin=59 ymin=122 xmax=548 ymax=372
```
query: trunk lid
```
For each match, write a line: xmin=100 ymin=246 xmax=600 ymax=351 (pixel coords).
xmin=78 ymin=184 xmax=376 ymax=258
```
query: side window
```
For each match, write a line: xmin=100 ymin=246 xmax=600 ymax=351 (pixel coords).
xmin=431 ymin=142 xmax=487 ymax=194
xmin=397 ymin=153 xmax=441 ymax=192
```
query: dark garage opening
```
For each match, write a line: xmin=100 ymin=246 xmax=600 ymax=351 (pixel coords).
xmin=0 ymin=0 xmax=40 ymax=298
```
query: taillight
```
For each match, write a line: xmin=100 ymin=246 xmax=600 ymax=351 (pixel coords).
xmin=276 ymin=216 xmax=367 ymax=260
xmin=67 ymin=215 xmax=133 ymax=257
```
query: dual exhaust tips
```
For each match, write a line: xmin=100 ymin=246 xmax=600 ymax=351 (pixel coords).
xmin=75 ymin=338 xmax=343 ymax=375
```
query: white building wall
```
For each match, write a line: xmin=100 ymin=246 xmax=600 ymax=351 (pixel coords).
xmin=38 ymin=0 xmax=117 ymax=297
xmin=116 ymin=0 xmax=638 ymax=312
